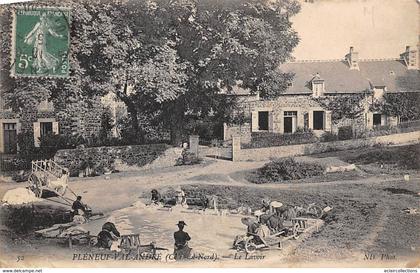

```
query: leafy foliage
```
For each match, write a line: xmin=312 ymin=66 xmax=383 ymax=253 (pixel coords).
xmin=337 ymin=126 xmax=353 ymax=140
xmin=370 ymin=92 xmax=420 ymax=121
xmin=313 ymin=94 xmax=366 ymax=124
xmin=251 ymin=157 xmax=324 ymax=183
xmin=320 ymin=131 xmax=338 ymax=142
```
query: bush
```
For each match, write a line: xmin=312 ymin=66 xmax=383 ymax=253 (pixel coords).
xmin=338 ymin=126 xmax=353 ymax=140
xmin=2 ymin=133 xmax=85 ymax=172
xmin=243 ymin=128 xmax=318 ymax=149
xmin=1 ymin=157 xmax=31 ymax=172
xmin=39 ymin=133 xmax=85 ymax=158
xmin=250 ymin=157 xmax=325 ymax=184
xmin=16 ymin=132 xmax=38 ymax=162
xmin=184 ymin=118 xmax=224 ymax=143
xmin=320 ymin=131 xmax=338 ymax=142
xmin=365 ymin=125 xmax=399 ymax=138
xmin=1 ymin=204 xmax=69 ymax=234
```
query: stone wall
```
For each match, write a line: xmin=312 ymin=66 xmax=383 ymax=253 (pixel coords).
xmin=54 ymin=144 xmax=172 ymax=175
xmin=223 ymin=123 xmax=251 ymax=143
xmin=0 ymin=97 xmax=104 ymax=144
xmin=233 ymin=131 xmax=420 ymax=161
xmin=199 ymin=145 xmax=232 ymax=159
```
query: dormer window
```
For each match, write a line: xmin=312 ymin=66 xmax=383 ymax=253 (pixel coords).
xmin=311 ymin=73 xmax=325 ymax=97
xmin=373 ymin=86 xmax=386 ymax=100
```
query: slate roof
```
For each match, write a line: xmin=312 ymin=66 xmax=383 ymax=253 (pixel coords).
xmin=279 ymin=59 xmax=420 ymax=95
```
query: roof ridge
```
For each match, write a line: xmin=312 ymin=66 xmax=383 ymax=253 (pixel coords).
xmin=287 ymin=59 xmax=345 ymax=63
xmin=287 ymin=58 xmax=402 ymax=64
xmin=359 ymin=58 xmax=401 ymax=62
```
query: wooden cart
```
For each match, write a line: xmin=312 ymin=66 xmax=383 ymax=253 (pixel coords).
xmin=119 ymin=234 xmax=168 ymax=256
xmin=28 ymin=159 xmax=69 ymax=198
xmin=67 ymin=232 xmax=98 ymax=249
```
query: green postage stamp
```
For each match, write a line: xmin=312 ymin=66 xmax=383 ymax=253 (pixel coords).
xmin=11 ymin=7 xmax=71 ymax=77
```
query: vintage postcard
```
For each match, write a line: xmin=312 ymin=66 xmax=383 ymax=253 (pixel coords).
xmin=0 ymin=0 xmax=419 ymax=271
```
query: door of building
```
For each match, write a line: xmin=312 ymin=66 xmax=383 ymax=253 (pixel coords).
xmin=313 ymin=111 xmax=325 ymax=130
xmin=373 ymin=113 xmax=382 ymax=126
xmin=284 ymin=117 xmax=293 ymax=133
xmin=3 ymin=123 xmax=17 ymax=154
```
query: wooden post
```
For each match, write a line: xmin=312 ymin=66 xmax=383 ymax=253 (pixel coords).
xmin=68 ymin=235 xmax=73 ymax=249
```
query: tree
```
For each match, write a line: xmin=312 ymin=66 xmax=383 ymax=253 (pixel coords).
xmin=135 ymin=0 xmax=300 ymax=144
xmin=69 ymin=0 xmax=191 ymax=143
xmin=1 ymin=0 xmax=301 ymax=145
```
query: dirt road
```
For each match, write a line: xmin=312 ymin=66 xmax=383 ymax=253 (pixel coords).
xmin=1 ymin=157 xmax=419 ymax=267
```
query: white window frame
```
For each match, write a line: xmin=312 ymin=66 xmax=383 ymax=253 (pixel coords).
xmin=34 ymin=118 xmax=59 ymax=147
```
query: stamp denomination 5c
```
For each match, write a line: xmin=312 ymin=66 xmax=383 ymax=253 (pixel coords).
xmin=11 ymin=7 xmax=71 ymax=77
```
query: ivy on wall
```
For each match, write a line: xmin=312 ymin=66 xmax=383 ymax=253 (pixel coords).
xmin=370 ymin=92 xmax=420 ymax=121
xmin=312 ymin=94 xmax=366 ymax=124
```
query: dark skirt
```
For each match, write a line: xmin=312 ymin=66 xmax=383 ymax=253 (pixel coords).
xmin=174 ymin=245 xmax=192 ymax=260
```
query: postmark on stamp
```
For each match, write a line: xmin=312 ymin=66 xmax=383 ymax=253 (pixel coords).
xmin=11 ymin=7 xmax=71 ymax=77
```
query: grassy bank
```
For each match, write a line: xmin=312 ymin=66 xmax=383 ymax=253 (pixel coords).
xmin=314 ymin=144 xmax=419 ymax=169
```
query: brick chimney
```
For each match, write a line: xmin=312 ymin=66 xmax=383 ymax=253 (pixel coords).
xmin=345 ymin=46 xmax=359 ymax=70
xmin=401 ymin=45 xmax=418 ymax=70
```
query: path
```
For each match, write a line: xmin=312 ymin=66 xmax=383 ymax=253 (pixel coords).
xmin=1 ymin=158 xmax=418 ymax=213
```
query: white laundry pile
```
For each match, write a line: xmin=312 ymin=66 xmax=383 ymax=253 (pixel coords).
xmin=110 ymin=239 xmax=122 ymax=252
xmin=131 ymin=200 xmax=147 ymax=208
xmin=72 ymin=215 xmax=87 ymax=225
xmin=57 ymin=226 xmax=88 ymax=238
xmin=325 ymin=164 xmax=356 ymax=173
xmin=1 ymin=188 xmax=43 ymax=205
xmin=47 ymin=174 xmax=67 ymax=192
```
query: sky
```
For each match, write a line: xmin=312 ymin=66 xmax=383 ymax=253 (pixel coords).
xmin=291 ymin=0 xmax=419 ymax=60
xmin=0 ymin=0 xmax=418 ymax=60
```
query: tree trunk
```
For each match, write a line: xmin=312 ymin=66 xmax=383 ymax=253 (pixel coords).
xmin=115 ymin=77 xmax=145 ymax=144
xmin=165 ymin=101 xmax=185 ymax=146
xmin=170 ymin=124 xmax=184 ymax=146
xmin=126 ymin=103 xmax=144 ymax=144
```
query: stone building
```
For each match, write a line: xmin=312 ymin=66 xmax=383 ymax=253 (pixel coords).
xmin=0 ymin=94 xmax=105 ymax=154
xmin=224 ymin=46 xmax=420 ymax=142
